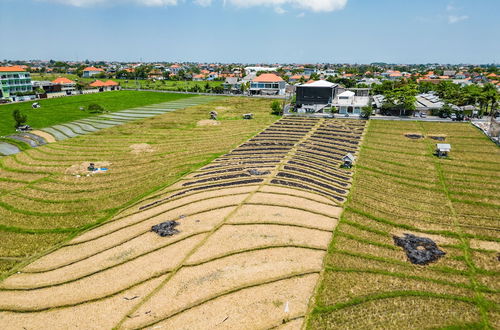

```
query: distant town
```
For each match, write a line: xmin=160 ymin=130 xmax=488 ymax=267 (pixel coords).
xmin=2 ymin=60 xmax=499 ymax=121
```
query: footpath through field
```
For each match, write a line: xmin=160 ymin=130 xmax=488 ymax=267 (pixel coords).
xmin=0 ymin=117 xmax=366 ymax=329
xmin=0 ymin=96 xmax=219 ymax=157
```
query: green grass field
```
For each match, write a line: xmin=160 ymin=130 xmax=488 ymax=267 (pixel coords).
xmin=307 ymin=120 xmax=500 ymax=329
xmin=0 ymin=97 xmax=278 ymax=278
xmin=0 ymin=91 xmax=194 ymax=136
xmin=30 ymin=73 xmax=223 ymax=92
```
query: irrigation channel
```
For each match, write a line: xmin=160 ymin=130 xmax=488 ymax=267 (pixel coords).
xmin=0 ymin=117 xmax=366 ymax=329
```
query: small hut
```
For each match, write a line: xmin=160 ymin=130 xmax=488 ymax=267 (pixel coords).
xmin=436 ymin=144 xmax=451 ymax=157
xmin=342 ymin=153 xmax=356 ymax=168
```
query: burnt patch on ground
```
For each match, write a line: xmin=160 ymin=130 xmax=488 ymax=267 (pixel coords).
xmin=405 ymin=134 xmax=424 ymax=140
xmin=151 ymin=221 xmax=180 ymax=237
xmin=429 ymin=135 xmax=446 ymax=141
xmin=394 ymin=234 xmax=446 ymax=265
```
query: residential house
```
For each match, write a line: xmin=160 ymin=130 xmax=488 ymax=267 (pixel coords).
xmin=170 ymin=64 xmax=182 ymax=75
xmin=223 ymin=77 xmax=243 ymax=94
xmin=250 ymin=73 xmax=286 ymax=96
xmin=148 ymin=69 xmax=164 ymax=80
xmin=295 ymin=80 xmax=338 ymax=113
xmin=289 ymin=75 xmax=309 ymax=84
xmin=192 ymin=74 xmax=205 ymax=81
xmin=52 ymin=77 xmax=76 ymax=94
xmin=332 ymin=90 xmax=371 ymax=116
xmin=82 ymin=66 xmax=105 ymax=78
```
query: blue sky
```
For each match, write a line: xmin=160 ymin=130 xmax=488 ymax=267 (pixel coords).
xmin=1 ymin=0 xmax=498 ymax=64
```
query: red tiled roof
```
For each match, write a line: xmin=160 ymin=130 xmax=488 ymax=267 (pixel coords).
xmin=89 ymin=80 xmax=106 ymax=87
xmin=84 ymin=66 xmax=104 ymax=72
xmin=103 ymin=80 xmax=118 ymax=86
xmin=0 ymin=66 xmax=26 ymax=72
xmin=252 ymin=73 xmax=283 ymax=83
xmin=52 ymin=77 xmax=75 ymax=85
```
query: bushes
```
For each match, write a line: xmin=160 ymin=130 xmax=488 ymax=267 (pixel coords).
xmin=270 ymin=100 xmax=282 ymax=115
xmin=87 ymin=103 xmax=105 ymax=113
xmin=12 ymin=109 xmax=28 ymax=128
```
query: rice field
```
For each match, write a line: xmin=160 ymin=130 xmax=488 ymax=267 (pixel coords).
xmin=0 ymin=117 xmax=365 ymax=329
xmin=0 ymin=110 xmax=498 ymax=329
xmin=307 ymin=120 xmax=500 ymax=329
xmin=0 ymin=97 xmax=279 ymax=278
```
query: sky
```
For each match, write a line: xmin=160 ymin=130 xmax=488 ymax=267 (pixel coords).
xmin=1 ymin=0 xmax=499 ymax=64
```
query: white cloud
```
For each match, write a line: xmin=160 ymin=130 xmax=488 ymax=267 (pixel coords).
xmin=274 ymin=6 xmax=286 ymax=14
xmin=194 ymin=0 xmax=212 ymax=6
xmin=40 ymin=0 xmax=348 ymax=12
xmin=448 ymin=14 xmax=468 ymax=24
xmin=39 ymin=0 xmax=179 ymax=7
xmin=296 ymin=12 xmax=305 ymax=18
xmin=225 ymin=0 xmax=347 ymax=12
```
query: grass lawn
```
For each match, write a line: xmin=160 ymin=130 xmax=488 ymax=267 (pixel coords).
xmin=0 ymin=90 xmax=194 ymax=136
xmin=30 ymin=73 xmax=223 ymax=92
xmin=0 ymin=97 xmax=278 ymax=278
xmin=307 ymin=120 xmax=500 ymax=329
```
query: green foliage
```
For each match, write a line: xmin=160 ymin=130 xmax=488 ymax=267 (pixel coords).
xmin=12 ymin=109 xmax=27 ymax=128
xmin=87 ymin=103 xmax=105 ymax=113
xmin=0 ymin=91 xmax=194 ymax=135
xmin=361 ymin=105 xmax=372 ymax=119
xmin=270 ymin=100 xmax=282 ymax=115
xmin=382 ymin=84 xmax=418 ymax=115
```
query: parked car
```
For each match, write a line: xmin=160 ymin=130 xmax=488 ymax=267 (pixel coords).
xmin=420 ymin=113 xmax=427 ymax=118
xmin=450 ymin=113 xmax=457 ymax=121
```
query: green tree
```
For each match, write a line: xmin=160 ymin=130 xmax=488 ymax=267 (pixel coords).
xmin=87 ymin=103 xmax=105 ymax=113
xmin=12 ymin=110 xmax=28 ymax=128
xmin=270 ymin=100 xmax=282 ymax=115
xmin=361 ymin=105 xmax=372 ymax=119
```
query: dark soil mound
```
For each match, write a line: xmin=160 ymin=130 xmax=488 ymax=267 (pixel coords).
xmin=393 ymin=234 xmax=446 ymax=265
xmin=405 ymin=134 xmax=423 ymax=139
xmin=248 ymin=169 xmax=270 ymax=176
xmin=151 ymin=221 xmax=180 ymax=237
xmin=429 ymin=136 xmax=446 ymax=141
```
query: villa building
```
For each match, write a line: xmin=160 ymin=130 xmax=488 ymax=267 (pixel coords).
xmin=295 ymin=80 xmax=338 ymax=113
xmin=332 ymin=90 xmax=371 ymax=116
xmin=82 ymin=66 xmax=104 ymax=78
xmin=0 ymin=66 xmax=33 ymax=99
xmin=250 ymin=73 xmax=286 ymax=95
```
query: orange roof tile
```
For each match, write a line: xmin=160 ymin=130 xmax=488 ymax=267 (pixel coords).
xmin=0 ymin=66 xmax=26 ymax=72
xmin=89 ymin=80 xmax=106 ymax=87
xmin=103 ymin=80 xmax=118 ymax=86
xmin=252 ymin=73 xmax=284 ymax=83
xmin=52 ymin=77 xmax=75 ymax=85
xmin=84 ymin=66 xmax=104 ymax=72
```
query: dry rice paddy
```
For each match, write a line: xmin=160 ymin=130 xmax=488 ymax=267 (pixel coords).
xmin=0 ymin=117 xmax=364 ymax=329
xmin=1 ymin=110 xmax=498 ymax=329
xmin=307 ymin=120 xmax=500 ymax=329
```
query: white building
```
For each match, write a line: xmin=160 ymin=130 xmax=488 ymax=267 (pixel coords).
xmin=250 ymin=73 xmax=286 ymax=96
xmin=244 ymin=66 xmax=278 ymax=76
xmin=82 ymin=66 xmax=104 ymax=78
xmin=332 ymin=90 xmax=371 ymax=116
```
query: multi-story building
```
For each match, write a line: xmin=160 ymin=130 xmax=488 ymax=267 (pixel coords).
xmin=250 ymin=73 xmax=286 ymax=96
xmin=0 ymin=66 xmax=33 ymax=99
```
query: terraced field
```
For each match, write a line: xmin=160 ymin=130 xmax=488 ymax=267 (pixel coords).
xmin=308 ymin=120 xmax=500 ymax=329
xmin=0 ymin=96 xmax=216 ymax=156
xmin=0 ymin=117 xmax=366 ymax=329
xmin=0 ymin=97 xmax=280 ymax=278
